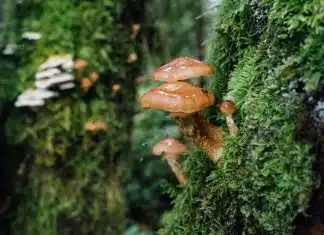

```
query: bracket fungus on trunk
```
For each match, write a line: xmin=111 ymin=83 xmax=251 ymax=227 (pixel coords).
xmin=152 ymin=137 xmax=188 ymax=184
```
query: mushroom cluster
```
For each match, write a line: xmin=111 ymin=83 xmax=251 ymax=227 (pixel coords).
xmin=140 ymin=57 xmax=238 ymax=164
xmin=74 ymin=58 xmax=100 ymax=92
xmin=14 ymin=55 xmax=100 ymax=108
xmin=35 ymin=54 xmax=75 ymax=90
xmin=140 ymin=57 xmax=224 ymax=163
xmin=14 ymin=54 xmax=76 ymax=108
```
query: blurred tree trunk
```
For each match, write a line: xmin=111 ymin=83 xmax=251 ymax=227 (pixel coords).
xmin=0 ymin=0 xmax=143 ymax=234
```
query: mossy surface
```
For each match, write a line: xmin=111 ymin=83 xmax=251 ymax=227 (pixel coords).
xmin=1 ymin=0 xmax=140 ymax=234
xmin=159 ymin=0 xmax=323 ymax=234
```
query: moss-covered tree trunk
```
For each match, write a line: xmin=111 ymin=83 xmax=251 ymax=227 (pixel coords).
xmin=0 ymin=0 xmax=141 ymax=234
xmin=159 ymin=0 xmax=323 ymax=234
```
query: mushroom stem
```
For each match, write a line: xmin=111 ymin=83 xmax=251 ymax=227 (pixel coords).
xmin=165 ymin=156 xmax=188 ymax=184
xmin=174 ymin=112 xmax=223 ymax=163
xmin=226 ymin=115 xmax=238 ymax=136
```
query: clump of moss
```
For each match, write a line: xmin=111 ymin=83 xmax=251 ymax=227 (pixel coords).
xmin=159 ymin=0 xmax=323 ymax=234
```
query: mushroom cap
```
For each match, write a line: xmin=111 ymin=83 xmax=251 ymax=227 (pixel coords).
xmin=85 ymin=121 xmax=108 ymax=132
xmin=127 ymin=53 xmax=138 ymax=63
xmin=152 ymin=137 xmax=187 ymax=157
xmin=74 ymin=58 xmax=88 ymax=71
xmin=220 ymin=100 xmax=236 ymax=116
xmin=89 ymin=72 xmax=99 ymax=82
xmin=112 ymin=84 xmax=121 ymax=93
xmin=140 ymin=81 xmax=215 ymax=113
xmin=152 ymin=57 xmax=215 ymax=82
xmin=80 ymin=78 xmax=92 ymax=91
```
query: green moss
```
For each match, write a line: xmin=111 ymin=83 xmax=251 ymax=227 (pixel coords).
xmin=2 ymin=0 xmax=139 ymax=234
xmin=160 ymin=0 xmax=322 ymax=234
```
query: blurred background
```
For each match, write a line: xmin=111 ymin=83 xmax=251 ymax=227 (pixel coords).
xmin=0 ymin=0 xmax=220 ymax=234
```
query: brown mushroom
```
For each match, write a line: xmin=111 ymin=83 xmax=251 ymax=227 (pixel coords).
xmin=127 ymin=53 xmax=138 ymax=63
xmin=74 ymin=58 xmax=88 ymax=71
xmin=89 ymin=72 xmax=99 ymax=83
xmin=153 ymin=137 xmax=188 ymax=184
xmin=84 ymin=121 xmax=108 ymax=132
xmin=140 ymin=82 xmax=215 ymax=114
xmin=80 ymin=77 xmax=92 ymax=91
xmin=152 ymin=57 xmax=215 ymax=82
xmin=112 ymin=84 xmax=121 ymax=95
xmin=220 ymin=100 xmax=238 ymax=136
xmin=140 ymin=82 xmax=223 ymax=163
xmin=131 ymin=24 xmax=141 ymax=40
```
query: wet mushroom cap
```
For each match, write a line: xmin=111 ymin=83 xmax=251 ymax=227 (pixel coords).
xmin=152 ymin=57 xmax=215 ymax=82
xmin=140 ymin=81 xmax=215 ymax=113
xmin=152 ymin=137 xmax=187 ymax=157
xmin=220 ymin=100 xmax=236 ymax=116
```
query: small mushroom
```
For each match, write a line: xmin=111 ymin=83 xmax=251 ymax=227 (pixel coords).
xmin=140 ymin=82 xmax=223 ymax=163
xmin=35 ymin=68 xmax=61 ymax=80
xmin=127 ymin=53 xmax=138 ymax=63
xmin=84 ymin=121 xmax=108 ymax=132
xmin=74 ymin=58 xmax=88 ymax=71
xmin=89 ymin=72 xmax=99 ymax=83
xmin=152 ymin=57 xmax=215 ymax=82
xmin=35 ymin=73 xmax=75 ymax=89
xmin=59 ymin=82 xmax=75 ymax=90
xmin=39 ymin=54 xmax=73 ymax=71
xmin=153 ymin=137 xmax=188 ymax=184
xmin=220 ymin=100 xmax=238 ymax=136
xmin=80 ymin=77 xmax=92 ymax=91
xmin=131 ymin=24 xmax=141 ymax=40
xmin=112 ymin=84 xmax=121 ymax=95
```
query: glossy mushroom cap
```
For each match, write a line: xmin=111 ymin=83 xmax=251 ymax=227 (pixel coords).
xmin=152 ymin=137 xmax=187 ymax=158
xmin=220 ymin=100 xmax=236 ymax=116
xmin=152 ymin=57 xmax=215 ymax=82
xmin=140 ymin=82 xmax=215 ymax=114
